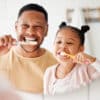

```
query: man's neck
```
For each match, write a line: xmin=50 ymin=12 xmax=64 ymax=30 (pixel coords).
xmin=15 ymin=46 xmax=45 ymax=58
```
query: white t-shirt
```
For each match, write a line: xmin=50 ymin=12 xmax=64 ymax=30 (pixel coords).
xmin=44 ymin=59 xmax=100 ymax=95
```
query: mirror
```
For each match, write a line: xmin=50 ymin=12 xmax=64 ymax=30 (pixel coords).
xmin=0 ymin=0 xmax=100 ymax=100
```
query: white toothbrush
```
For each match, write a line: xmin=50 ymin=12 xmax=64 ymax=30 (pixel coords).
xmin=13 ymin=41 xmax=38 ymax=45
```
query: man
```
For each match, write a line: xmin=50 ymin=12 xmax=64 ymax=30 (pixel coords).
xmin=0 ymin=3 xmax=57 ymax=93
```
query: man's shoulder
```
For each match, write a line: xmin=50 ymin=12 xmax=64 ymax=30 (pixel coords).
xmin=44 ymin=49 xmax=54 ymax=57
xmin=44 ymin=49 xmax=57 ymax=61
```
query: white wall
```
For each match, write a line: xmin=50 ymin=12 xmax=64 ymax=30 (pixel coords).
xmin=0 ymin=0 xmax=100 ymax=100
xmin=0 ymin=0 xmax=100 ymax=57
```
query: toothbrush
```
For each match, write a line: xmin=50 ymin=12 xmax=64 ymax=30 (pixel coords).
xmin=60 ymin=51 xmax=75 ymax=59
xmin=60 ymin=51 xmax=91 ymax=64
xmin=13 ymin=41 xmax=38 ymax=45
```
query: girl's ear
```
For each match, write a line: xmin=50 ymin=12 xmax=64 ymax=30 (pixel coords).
xmin=79 ymin=45 xmax=84 ymax=52
xmin=15 ymin=21 xmax=18 ymax=32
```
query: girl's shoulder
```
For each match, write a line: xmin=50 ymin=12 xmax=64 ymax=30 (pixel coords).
xmin=45 ymin=64 xmax=58 ymax=73
xmin=44 ymin=64 xmax=58 ymax=78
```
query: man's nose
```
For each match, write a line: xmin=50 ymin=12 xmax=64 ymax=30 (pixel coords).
xmin=27 ymin=27 xmax=36 ymax=35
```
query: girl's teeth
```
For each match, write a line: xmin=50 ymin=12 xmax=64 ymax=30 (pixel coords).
xmin=60 ymin=52 xmax=67 ymax=56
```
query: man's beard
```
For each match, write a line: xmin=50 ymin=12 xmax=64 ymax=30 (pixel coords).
xmin=20 ymin=45 xmax=40 ymax=53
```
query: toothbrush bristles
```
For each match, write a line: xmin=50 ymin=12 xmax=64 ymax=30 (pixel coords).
xmin=61 ymin=51 xmax=74 ymax=58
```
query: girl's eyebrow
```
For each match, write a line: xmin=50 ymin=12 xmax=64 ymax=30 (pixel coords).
xmin=56 ymin=36 xmax=76 ymax=41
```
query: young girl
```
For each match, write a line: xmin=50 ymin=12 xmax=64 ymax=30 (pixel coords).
xmin=44 ymin=22 xmax=100 ymax=95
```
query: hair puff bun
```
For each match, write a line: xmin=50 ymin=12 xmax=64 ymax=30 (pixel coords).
xmin=81 ymin=25 xmax=90 ymax=34
xmin=59 ymin=21 xmax=67 ymax=29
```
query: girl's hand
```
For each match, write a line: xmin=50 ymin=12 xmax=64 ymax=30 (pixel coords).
xmin=73 ymin=52 xmax=96 ymax=65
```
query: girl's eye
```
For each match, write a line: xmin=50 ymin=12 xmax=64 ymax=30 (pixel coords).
xmin=56 ymin=41 xmax=62 ymax=44
xmin=66 ymin=42 xmax=73 ymax=45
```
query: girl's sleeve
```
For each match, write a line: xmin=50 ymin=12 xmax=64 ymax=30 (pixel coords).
xmin=91 ymin=59 xmax=100 ymax=72
xmin=87 ymin=59 xmax=100 ymax=80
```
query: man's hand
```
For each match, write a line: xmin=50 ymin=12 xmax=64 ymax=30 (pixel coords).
xmin=0 ymin=35 xmax=16 ymax=56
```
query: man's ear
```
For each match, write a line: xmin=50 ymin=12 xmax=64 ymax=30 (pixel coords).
xmin=44 ymin=24 xmax=48 ymax=37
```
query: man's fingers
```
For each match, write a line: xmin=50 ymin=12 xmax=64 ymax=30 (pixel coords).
xmin=0 ymin=35 xmax=16 ymax=46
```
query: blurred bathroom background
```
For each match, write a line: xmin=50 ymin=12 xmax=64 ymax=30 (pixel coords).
xmin=0 ymin=0 xmax=100 ymax=100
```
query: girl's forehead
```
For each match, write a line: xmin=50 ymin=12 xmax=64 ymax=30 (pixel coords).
xmin=57 ymin=28 xmax=79 ymax=38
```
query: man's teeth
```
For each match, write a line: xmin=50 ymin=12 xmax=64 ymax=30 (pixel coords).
xmin=20 ymin=41 xmax=38 ymax=45
xmin=25 ymin=37 xmax=36 ymax=41
xmin=20 ymin=37 xmax=38 ymax=45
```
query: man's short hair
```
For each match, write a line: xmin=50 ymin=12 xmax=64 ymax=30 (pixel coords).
xmin=18 ymin=3 xmax=48 ymax=22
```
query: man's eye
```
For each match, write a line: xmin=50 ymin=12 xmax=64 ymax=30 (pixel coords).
xmin=21 ymin=24 xmax=28 ymax=28
xmin=33 ymin=26 xmax=44 ymax=32
xmin=34 ymin=26 xmax=43 ymax=30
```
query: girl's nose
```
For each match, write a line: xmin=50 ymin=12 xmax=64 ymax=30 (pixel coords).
xmin=60 ymin=43 xmax=68 ymax=50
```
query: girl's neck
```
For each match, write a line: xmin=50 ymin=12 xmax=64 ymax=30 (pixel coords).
xmin=56 ymin=62 xmax=75 ymax=79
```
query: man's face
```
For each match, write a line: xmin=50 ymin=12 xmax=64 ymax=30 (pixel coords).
xmin=15 ymin=10 xmax=48 ymax=52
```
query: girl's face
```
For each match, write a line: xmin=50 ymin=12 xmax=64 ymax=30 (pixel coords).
xmin=54 ymin=28 xmax=84 ymax=63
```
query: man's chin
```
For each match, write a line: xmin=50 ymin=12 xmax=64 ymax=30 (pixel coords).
xmin=21 ymin=45 xmax=39 ymax=53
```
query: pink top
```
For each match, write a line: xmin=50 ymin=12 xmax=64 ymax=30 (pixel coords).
xmin=44 ymin=59 xmax=100 ymax=95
